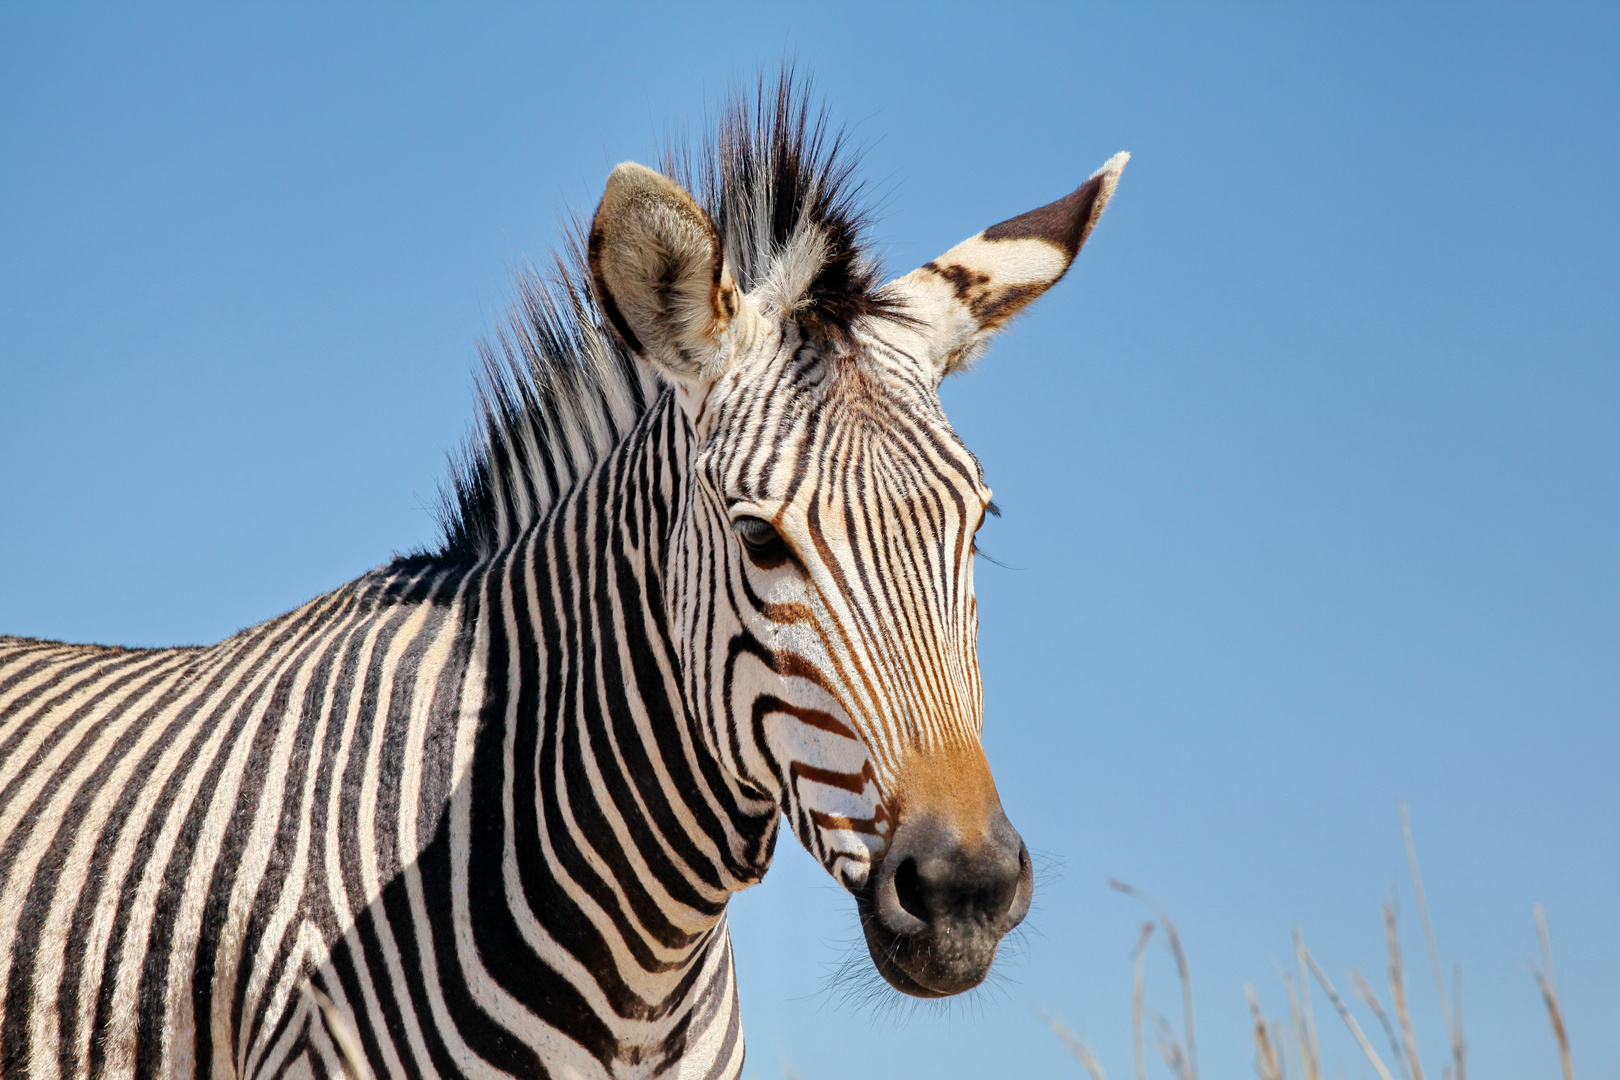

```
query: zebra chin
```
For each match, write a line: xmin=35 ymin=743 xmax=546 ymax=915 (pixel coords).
xmin=852 ymin=810 xmax=1034 ymax=997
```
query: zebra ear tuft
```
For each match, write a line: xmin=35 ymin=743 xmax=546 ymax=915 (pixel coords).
xmin=588 ymin=162 xmax=740 ymax=384
xmin=885 ymin=152 xmax=1128 ymax=381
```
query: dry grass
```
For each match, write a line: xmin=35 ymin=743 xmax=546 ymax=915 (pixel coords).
xmin=1246 ymin=984 xmax=1283 ymax=1080
xmin=1041 ymin=1009 xmax=1109 ymax=1080
xmin=1400 ymin=802 xmax=1464 ymax=1080
xmin=1534 ymin=904 xmax=1574 ymax=1080
xmin=1050 ymin=806 xmax=1578 ymax=1079
xmin=1046 ymin=891 xmax=1197 ymax=1080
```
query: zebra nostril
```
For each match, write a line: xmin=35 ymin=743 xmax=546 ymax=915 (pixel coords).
xmin=874 ymin=853 xmax=928 ymax=935
xmin=893 ymin=857 xmax=929 ymax=923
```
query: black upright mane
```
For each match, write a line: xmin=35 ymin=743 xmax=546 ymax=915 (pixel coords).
xmin=431 ymin=75 xmax=887 ymax=563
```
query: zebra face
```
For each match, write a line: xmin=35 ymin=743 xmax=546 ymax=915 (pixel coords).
xmin=590 ymin=152 xmax=1127 ymax=997
xmin=698 ymin=350 xmax=1028 ymax=1000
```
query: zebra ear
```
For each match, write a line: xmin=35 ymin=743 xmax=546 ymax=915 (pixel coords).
xmin=588 ymin=162 xmax=742 ymax=384
xmin=886 ymin=152 xmax=1128 ymax=381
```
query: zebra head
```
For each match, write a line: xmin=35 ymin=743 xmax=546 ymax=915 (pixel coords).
xmin=588 ymin=113 xmax=1126 ymax=999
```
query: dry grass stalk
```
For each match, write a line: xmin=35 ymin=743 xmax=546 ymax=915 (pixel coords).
xmin=1350 ymin=968 xmax=1408 ymax=1080
xmin=1040 ymin=1010 xmax=1110 ymax=1080
xmin=1152 ymin=1013 xmax=1194 ymax=1080
xmin=1111 ymin=880 xmax=1199 ymax=1080
xmin=1385 ymin=899 xmax=1427 ymax=1080
xmin=1452 ymin=967 xmax=1465 ymax=1080
xmin=307 ymin=984 xmax=377 ymax=1080
xmin=1247 ymin=985 xmax=1285 ymax=1080
xmin=1297 ymin=934 xmax=1397 ymax=1080
xmin=1292 ymin=932 xmax=1324 ymax=1080
xmin=1534 ymin=905 xmax=1573 ymax=1080
xmin=1401 ymin=803 xmax=1464 ymax=1080
xmin=1282 ymin=971 xmax=1319 ymax=1080
xmin=1132 ymin=921 xmax=1155 ymax=1080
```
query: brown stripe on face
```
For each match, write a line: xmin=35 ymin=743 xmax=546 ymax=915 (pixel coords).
xmin=981 ymin=169 xmax=1111 ymax=259
xmin=754 ymin=695 xmax=859 ymax=741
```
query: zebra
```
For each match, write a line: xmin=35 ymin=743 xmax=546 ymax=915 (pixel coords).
xmin=0 ymin=82 xmax=1126 ymax=1080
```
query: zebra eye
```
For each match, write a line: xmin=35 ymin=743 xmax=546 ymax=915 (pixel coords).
xmin=732 ymin=515 xmax=790 ymax=562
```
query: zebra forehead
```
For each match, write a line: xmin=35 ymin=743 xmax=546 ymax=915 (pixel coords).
xmin=821 ymin=381 xmax=985 ymax=493
xmin=716 ymin=368 xmax=987 ymax=513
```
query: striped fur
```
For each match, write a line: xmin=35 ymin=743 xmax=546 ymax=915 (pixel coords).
xmin=0 ymin=79 xmax=1125 ymax=1078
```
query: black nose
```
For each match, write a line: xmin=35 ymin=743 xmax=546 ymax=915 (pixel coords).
xmin=861 ymin=808 xmax=1032 ymax=997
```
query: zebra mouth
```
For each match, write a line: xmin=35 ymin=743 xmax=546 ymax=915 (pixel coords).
xmin=853 ymin=816 xmax=1034 ymax=997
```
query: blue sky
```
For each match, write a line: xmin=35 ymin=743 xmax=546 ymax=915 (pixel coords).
xmin=2 ymin=4 xmax=1615 ymax=1078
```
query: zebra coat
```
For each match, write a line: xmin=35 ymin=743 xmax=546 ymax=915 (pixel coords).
xmin=0 ymin=84 xmax=1126 ymax=1079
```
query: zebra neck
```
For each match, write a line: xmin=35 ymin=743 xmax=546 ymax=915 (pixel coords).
xmin=457 ymin=393 xmax=771 ymax=1073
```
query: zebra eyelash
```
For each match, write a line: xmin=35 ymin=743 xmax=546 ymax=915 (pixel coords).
xmin=973 ymin=502 xmax=1014 ymax=567
xmin=973 ymin=546 xmax=1017 ymax=569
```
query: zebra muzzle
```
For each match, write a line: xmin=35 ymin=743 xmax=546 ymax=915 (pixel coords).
xmin=857 ymin=807 xmax=1033 ymax=997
